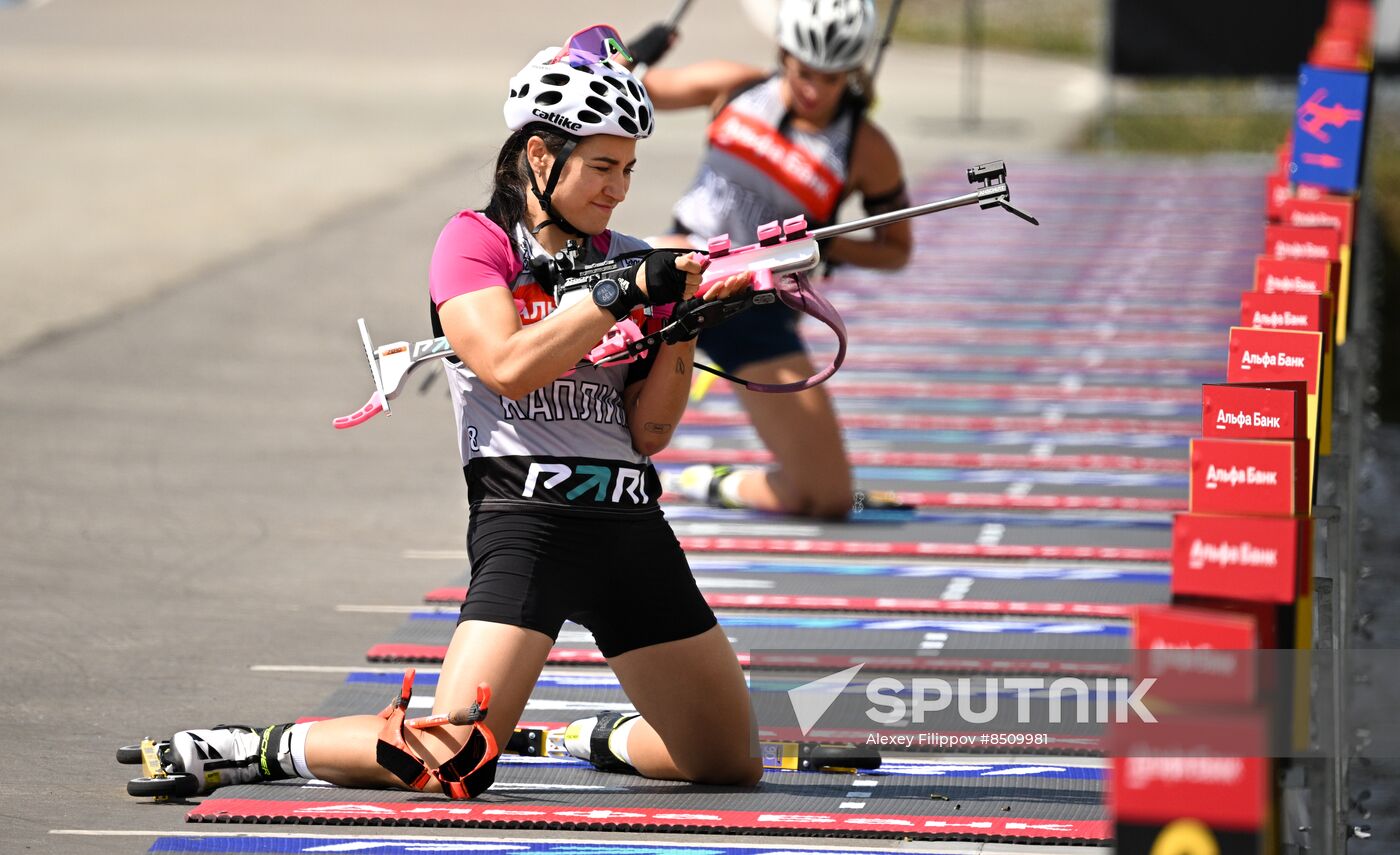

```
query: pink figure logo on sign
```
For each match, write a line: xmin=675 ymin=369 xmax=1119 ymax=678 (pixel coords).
xmin=1296 ymin=89 xmax=1363 ymax=143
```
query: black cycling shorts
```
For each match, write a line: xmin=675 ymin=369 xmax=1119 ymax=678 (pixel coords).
xmin=459 ymin=508 xmax=718 ymax=658
xmin=697 ymin=296 xmax=805 ymax=372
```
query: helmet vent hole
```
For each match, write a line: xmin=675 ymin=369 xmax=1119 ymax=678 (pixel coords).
xmin=638 ymin=105 xmax=651 ymax=131
xmin=577 ymin=109 xmax=603 ymax=124
xmin=541 ymin=73 xmax=570 ymax=87
xmin=617 ymin=115 xmax=639 ymax=136
xmin=613 ymin=96 xmax=636 ymax=117
xmin=534 ymin=90 xmax=564 ymax=107
xmin=589 ymin=80 xmax=609 ymax=96
xmin=585 ymin=96 xmax=614 ymax=115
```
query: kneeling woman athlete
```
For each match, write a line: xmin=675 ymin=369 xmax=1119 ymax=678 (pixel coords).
xmin=140 ymin=28 xmax=759 ymax=799
xmin=637 ymin=0 xmax=913 ymax=519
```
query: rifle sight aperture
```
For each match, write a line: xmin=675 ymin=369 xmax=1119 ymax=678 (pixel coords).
xmin=967 ymin=161 xmax=1008 ymax=188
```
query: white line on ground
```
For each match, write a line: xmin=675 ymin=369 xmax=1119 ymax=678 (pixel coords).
xmin=975 ymin=523 xmax=1006 ymax=547
xmin=936 ymin=576 xmax=974 ymax=600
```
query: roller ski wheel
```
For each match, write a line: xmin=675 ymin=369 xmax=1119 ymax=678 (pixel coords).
xmin=117 ymin=741 xmax=168 ymax=765
xmin=127 ymin=773 xmax=201 ymax=798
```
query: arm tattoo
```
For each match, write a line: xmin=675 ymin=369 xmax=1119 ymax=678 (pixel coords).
xmin=643 ymin=422 xmax=672 ymax=434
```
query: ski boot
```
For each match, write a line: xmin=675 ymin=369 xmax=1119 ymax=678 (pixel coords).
xmin=118 ymin=724 xmax=295 ymax=798
xmin=663 ymin=464 xmax=742 ymax=508
xmin=562 ymin=711 xmax=641 ymax=773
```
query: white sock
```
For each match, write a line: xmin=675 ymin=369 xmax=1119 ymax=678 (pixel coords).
xmin=716 ymin=470 xmax=748 ymax=509
xmin=289 ymin=722 xmax=314 ymax=780
xmin=607 ymin=715 xmax=642 ymax=766
xmin=563 ymin=714 xmax=642 ymax=765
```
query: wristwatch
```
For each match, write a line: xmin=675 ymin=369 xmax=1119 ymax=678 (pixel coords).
xmin=591 ymin=277 xmax=631 ymax=320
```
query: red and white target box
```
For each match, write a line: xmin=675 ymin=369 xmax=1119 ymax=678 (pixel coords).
xmin=1171 ymin=512 xmax=1308 ymax=605
xmin=1113 ymin=746 xmax=1271 ymax=853
xmin=1202 ymin=382 xmax=1312 ymax=502
xmin=1266 ymin=171 xmax=1329 ymax=222
xmin=1189 ymin=437 xmax=1307 ymax=516
xmin=1265 ymin=204 xmax=1353 ymax=344
xmin=1279 ymin=196 xmax=1354 ymax=243
xmin=1240 ymin=291 xmax=1332 ymax=340
xmin=1133 ymin=604 xmax=1259 ymax=705
xmin=1227 ymin=326 xmax=1327 ymax=456
xmin=1201 ymin=382 xmax=1306 ymax=441
xmin=1264 ymin=223 xmax=1339 ymax=262
xmin=1253 ymin=256 xmax=1336 ymax=296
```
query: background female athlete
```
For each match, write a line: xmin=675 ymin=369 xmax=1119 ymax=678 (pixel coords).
xmin=635 ymin=0 xmax=913 ymax=519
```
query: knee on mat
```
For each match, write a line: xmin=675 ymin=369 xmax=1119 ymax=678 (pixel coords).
xmin=793 ymin=489 xmax=854 ymax=520
xmin=678 ymin=752 xmax=763 ymax=787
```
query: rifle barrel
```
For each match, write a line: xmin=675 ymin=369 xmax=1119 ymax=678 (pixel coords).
xmin=807 ymin=189 xmax=984 ymax=241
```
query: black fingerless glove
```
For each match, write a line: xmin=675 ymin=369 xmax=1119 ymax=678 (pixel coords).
xmin=628 ymin=23 xmax=675 ymax=67
xmin=639 ymin=249 xmax=692 ymax=306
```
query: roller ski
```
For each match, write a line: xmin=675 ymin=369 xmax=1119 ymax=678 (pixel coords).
xmin=121 ymin=671 xmax=500 ymax=801
xmin=117 ymin=724 xmax=299 ymax=799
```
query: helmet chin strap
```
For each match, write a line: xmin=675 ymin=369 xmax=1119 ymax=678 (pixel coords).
xmin=527 ymin=136 xmax=590 ymax=238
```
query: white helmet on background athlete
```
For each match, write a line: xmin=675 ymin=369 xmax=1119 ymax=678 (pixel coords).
xmin=776 ymin=0 xmax=877 ymax=72
xmin=503 ymin=25 xmax=654 ymax=235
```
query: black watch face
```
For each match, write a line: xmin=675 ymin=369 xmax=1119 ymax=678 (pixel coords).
xmin=593 ymin=278 xmax=621 ymax=307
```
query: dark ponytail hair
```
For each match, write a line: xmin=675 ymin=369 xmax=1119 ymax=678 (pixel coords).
xmin=481 ymin=125 xmax=574 ymax=234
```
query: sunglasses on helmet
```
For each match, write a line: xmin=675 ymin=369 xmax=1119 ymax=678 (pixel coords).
xmin=551 ymin=24 xmax=634 ymax=67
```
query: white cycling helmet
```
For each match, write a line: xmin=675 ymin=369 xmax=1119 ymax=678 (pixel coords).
xmin=503 ymin=27 xmax=655 ymax=236
xmin=504 ymin=35 xmax=654 ymax=139
xmin=777 ymin=0 xmax=877 ymax=72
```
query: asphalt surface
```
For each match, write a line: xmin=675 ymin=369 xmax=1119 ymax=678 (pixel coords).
xmin=0 ymin=2 xmax=1112 ymax=853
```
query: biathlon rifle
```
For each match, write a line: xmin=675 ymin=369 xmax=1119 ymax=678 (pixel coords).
xmin=332 ymin=160 xmax=1036 ymax=428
